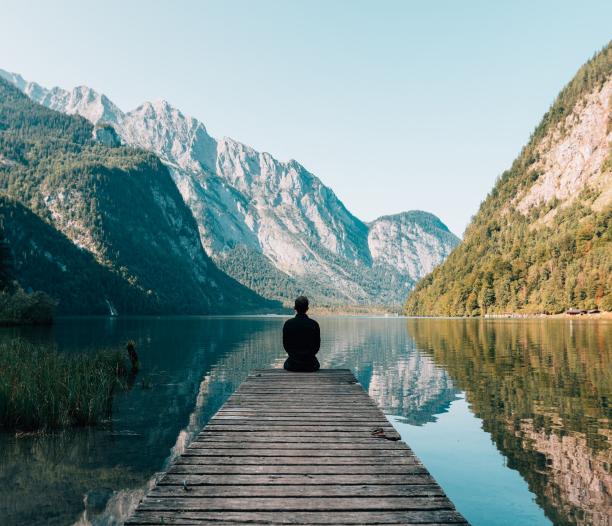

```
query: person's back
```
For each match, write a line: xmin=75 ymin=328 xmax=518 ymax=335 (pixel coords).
xmin=283 ymin=296 xmax=320 ymax=372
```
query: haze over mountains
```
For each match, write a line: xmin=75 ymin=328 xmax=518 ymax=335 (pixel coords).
xmin=1 ymin=69 xmax=459 ymax=308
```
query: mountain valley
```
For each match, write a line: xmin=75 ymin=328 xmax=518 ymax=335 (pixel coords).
xmin=1 ymin=70 xmax=459 ymax=308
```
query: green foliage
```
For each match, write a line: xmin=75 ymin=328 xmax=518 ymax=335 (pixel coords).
xmin=0 ymin=77 xmax=277 ymax=314
xmin=0 ymin=339 xmax=129 ymax=431
xmin=0 ymin=210 xmax=57 ymax=324
xmin=406 ymin=42 xmax=612 ymax=316
xmin=0 ymin=80 xmax=91 ymax=146
xmin=215 ymin=245 xmax=305 ymax=305
xmin=409 ymin=319 xmax=610 ymax=447
xmin=216 ymin=243 xmax=414 ymax=308
xmin=0 ymin=288 xmax=56 ymax=325
xmin=0 ymin=195 xmax=157 ymax=314
xmin=0 ymin=227 xmax=14 ymax=290
xmin=409 ymin=319 xmax=610 ymax=525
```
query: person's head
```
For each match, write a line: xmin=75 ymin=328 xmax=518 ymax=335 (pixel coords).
xmin=294 ymin=296 xmax=309 ymax=314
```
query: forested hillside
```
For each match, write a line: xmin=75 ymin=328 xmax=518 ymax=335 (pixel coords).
xmin=0 ymin=196 xmax=154 ymax=314
xmin=0 ymin=78 xmax=278 ymax=314
xmin=1 ymin=70 xmax=460 ymax=308
xmin=406 ymin=43 xmax=612 ymax=316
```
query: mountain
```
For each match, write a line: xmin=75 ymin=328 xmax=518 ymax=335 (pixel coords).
xmin=405 ymin=42 xmax=612 ymax=315
xmin=367 ymin=211 xmax=459 ymax=279
xmin=408 ymin=319 xmax=611 ymax=526
xmin=0 ymin=77 xmax=278 ymax=314
xmin=0 ymin=70 xmax=459 ymax=307
xmin=0 ymin=195 xmax=147 ymax=315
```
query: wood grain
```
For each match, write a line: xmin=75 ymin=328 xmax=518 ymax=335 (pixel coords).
xmin=126 ymin=368 xmax=468 ymax=525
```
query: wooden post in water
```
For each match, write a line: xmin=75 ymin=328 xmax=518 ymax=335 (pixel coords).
xmin=126 ymin=368 xmax=469 ymax=525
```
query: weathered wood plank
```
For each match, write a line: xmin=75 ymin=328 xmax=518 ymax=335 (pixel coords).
xmin=234 ymin=388 xmax=364 ymax=393
xmin=137 ymin=496 xmax=453 ymax=511
xmin=238 ymin=385 xmax=360 ymax=390
xmin=215 ymin=410 xmax=383 ymax=414
xmin=149 ymin=484 xmax=443 ymax=497
xmin=225 ymin=404 xmax=376 ymax=411
xmin=249 ymin=371 xmax=354 ymax=375
xmin=204 ymin=425 xmax=398 ymax=432
xmin=193 ymin=434 xmax=406 ymax=444
xmin=222 ymin=407 xmax=384 ymax=413
xmin=159 ymin=474 xmax=436 ymax=486
xmin=184 ymin=448 xmax=411 ymax=457
xmin=209 ymin=417 xmax=391 ymax=424
xmin=129 ymin=523 xmax=463 ymax=526
xmin=167 ymin=465 xmax=429 ymax=475
xmin=205 ymin=424 xmax=395 ymax=431
xmin=231 ymin=394 xmax=368 ymax=399
xmin=126 ymin=510 xmax=467 ymax=524
xmin=126 ymin=369 xmax=468 ymax=525
xmin=223 ymin=403 xmax=379 ymax=408
xmin=221 ymin=406 xmax=372 ymax=409
xmin=198 ymin=429 xmax=402 ymax=442
xmin=222 ymin=404 xmax=382 ymax=410
xmin=226 ymin=399 xmax=375 ymax=404
xmin=176 ymin=455 xmax=419 ymax=465
xmin=189 ymin=444 xmax=411 ymax=455
xmin=219 ymin=411 xmax=386 ymax=417
xmin=210 ymin=417 xmax=390 ymax=424
xmin=213 ymin=415 xmax=387 ymax=421
xmin=240 ymin=384 xmax=361 ymax=388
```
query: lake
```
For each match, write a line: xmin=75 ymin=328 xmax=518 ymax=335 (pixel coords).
xmin=0 ymin=316 xmax=610 ymax=526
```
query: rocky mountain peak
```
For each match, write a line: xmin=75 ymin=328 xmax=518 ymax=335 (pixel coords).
xmin=369 ymin=211 xmax=459 ymax=278
xmin=4 ymin=69 xmax=460 ymax=307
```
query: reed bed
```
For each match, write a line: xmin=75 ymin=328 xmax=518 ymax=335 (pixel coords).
xmin=0 ymin=339 xmax=128 ymax=431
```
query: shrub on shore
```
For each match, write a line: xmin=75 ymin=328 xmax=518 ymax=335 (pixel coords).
xmin=0 ymin=340 xmax=128 ymax=431
xmin=0 ymin=288 xmax=56 ymax=326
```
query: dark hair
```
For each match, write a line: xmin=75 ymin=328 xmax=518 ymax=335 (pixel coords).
xmin=294 ymin=296 xmax=309 ymax=314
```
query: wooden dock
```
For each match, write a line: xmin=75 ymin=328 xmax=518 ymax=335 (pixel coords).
xmin=126 ymin=369 xmax=468 ymax=525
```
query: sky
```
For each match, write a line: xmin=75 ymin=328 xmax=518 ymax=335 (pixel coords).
xmin=1 ymin=1 xmax=610 ymax=236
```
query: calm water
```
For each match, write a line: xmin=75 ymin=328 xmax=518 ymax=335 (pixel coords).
xmin=0 ymin=317 xmax=610 ymax=526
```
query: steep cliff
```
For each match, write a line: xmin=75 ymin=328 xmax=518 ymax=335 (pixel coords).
xmin=405 ymin=43 xmax=612 ymax=315
xmin=0 ymin=78 xmax=277 ymax=314
xmin=1 ymin=71 xmax=459 ymax=307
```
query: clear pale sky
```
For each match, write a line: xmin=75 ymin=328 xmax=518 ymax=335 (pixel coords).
xmin=1 ymin=1 xmax=610 ymax=236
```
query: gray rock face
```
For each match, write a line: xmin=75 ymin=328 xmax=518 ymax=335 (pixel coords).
xmin=1 ymin=69 xmax=460 ymax=306
xmin=93 ymin=124 xmax=120 ymax=147
xmin=368 ymin=211 xmax=459 ymax=280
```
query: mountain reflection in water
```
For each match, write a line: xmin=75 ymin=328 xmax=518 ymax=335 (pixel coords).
xmin=407 ymin=318 xmax=611 ymax=526
xmin=0 ymin=317 xmax=609 ymax=526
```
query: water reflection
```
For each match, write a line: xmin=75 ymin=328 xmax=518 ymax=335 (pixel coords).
xmin=0 ymin=317 xmax=286 ymax=525
xmin=0 ymin=317 xmax=609 ymax=526
xmin=407 ymin=318 xmax=611 ymax=526
xmin=316 ymin=317 xmax=458 ymax=424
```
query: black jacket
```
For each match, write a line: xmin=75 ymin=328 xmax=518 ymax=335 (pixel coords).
xmin=282 ymin=313 xmax=320 ymax=371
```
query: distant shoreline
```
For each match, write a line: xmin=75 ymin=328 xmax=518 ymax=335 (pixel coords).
xmin=481 ymin=311 xmax=612 ymax=320
xmin=403 ymin=312 xmax=612 ymax=321
xmin=11 ymin=311 xmax=609 ymax=322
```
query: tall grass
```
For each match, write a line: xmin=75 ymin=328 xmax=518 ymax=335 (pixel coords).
xmin=0 ymin=339 xmax=128 ymax=431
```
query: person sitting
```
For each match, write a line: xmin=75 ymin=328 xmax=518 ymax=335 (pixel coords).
xmin=282 ymin=296 xmax=320 ymax=372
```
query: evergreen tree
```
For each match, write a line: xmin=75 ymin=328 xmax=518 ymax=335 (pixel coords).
xmin=405 ymin=42 xmax=612 ymax=315
xmin=0 ymin=225 xmax=14 ymax=291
